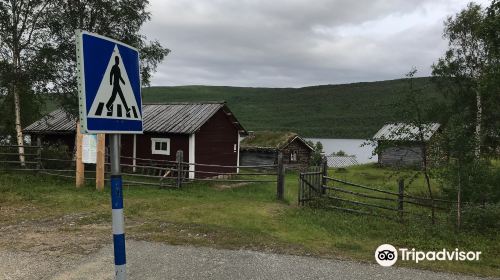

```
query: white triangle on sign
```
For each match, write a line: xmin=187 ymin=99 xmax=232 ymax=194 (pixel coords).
xmin=88 ymin=45 xmax=141 ymax=120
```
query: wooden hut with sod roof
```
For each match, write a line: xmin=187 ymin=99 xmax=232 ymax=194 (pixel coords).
xmin=240 ymin=131 xmax=313 ymax=170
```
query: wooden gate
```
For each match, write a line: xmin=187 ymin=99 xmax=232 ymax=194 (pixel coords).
xmin=298 ymin=166 xmax=323 ymax=205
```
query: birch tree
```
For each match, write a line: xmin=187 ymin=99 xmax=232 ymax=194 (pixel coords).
xmin=432 ymin=2 xmax=494 ymax=157
xmin=1 ymin=0 xmax=169 ymax=164
xmin=0 ymin=0 xmax=55 ymax=165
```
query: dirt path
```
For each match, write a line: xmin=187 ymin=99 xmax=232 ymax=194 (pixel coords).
xmin=0 ymin=209 xmax=110 ymax=256
xmin=1 ymin=240 xmax=497 ymax=280
xmin=0 ymin=211 xmax=497 ymax=280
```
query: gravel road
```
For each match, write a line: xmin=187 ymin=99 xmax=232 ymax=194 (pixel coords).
xmin=0 ymin=240 xmax=496 ymax=280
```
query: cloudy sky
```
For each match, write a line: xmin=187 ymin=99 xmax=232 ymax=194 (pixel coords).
xmin=142 ymin=0 xmax=490 ymax=87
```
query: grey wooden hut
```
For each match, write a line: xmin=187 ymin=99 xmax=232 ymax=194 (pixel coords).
xmin=373 ymin=123 xmax=440 ymax=167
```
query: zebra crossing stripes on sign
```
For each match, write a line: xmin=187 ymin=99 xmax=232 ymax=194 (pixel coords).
xmin=76 ymin=30 xmax=143 ymax=134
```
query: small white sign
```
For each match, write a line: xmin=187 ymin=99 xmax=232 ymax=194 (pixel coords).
xmin=82 ymin=134 xmax=97 ymax=163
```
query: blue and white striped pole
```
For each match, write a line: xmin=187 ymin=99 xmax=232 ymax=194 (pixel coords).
xmin=110 ymin=135 xmax=126 ymax=279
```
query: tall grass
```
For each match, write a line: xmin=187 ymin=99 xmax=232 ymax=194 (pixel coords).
xmin=0 ymin=167 xmax=498 ymax=277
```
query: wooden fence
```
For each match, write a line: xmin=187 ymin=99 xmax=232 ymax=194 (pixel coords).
xmin=299 ymin=159 xmax=455 ymax=222
xmin=0 ymin=144 xmax=43 ymax=170
xmin=0 ymin=145 xmax=286 ymax=199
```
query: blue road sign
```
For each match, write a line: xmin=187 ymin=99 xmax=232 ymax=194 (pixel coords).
xmin=76 ymin=30 xmax=143 ymax=134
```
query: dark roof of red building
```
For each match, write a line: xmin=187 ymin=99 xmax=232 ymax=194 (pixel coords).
xmin=24 ymin=102 xmax=245 ymax=135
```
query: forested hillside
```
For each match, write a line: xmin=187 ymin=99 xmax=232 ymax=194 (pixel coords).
xmin=142 ymin=77 xmax=444 ymax=138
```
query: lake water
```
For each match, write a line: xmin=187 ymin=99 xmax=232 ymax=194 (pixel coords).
xmin=306 ymin=138 xmax=378 ymax=164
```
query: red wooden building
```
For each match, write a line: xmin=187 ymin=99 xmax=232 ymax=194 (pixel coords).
xmin=24 ymin=102 xmax=246 ymax=178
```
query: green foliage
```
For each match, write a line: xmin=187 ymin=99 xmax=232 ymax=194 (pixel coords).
xmin=334 ymin=150 xmax=347 ymax=156
xmin=385 ymin=69 xmax=440 ymax=223
xmin=143 ymin=78 xmax=445 ymax=138
xmin=431 ymin=1 xmax=500 ymax=204
xmin=47 ymin=0 xmax=170 ymax=115
xmin=459 ymin=203 xmax=500 ymax=233
xmin=0 ymin=0 xmax=55 ymax=138
xmin=307 ymin=140 xmax=323 ymax=166
xmin=437 ymin=160 xmax=500 ymax=204
xmin=40 ymin=143 xmax=72 ymax=170
xmin=432 ymin=1 xmax=500 ymax=156
xmin=482 ymin=0 xmax=500 ymax=154
xmin=0 ymin=1 xmax=169 ymax=135
xmin=0 ymin=84 xmax=45 ymax=137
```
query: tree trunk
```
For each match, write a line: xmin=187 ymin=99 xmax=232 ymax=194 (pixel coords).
xmin=474 ymin=88 xmax=481 ymax=157
xmin=12 ymin=52 xmax=25 ymax=167
xmin=14 ymin=89 xmax=25 ymax=166
xmin=422 ymin=144 xmax=435 ymax=224
xmin=457 ymin=166 xmax=461 ymax=231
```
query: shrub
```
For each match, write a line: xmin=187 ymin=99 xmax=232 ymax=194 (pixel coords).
xmin=459 ymin=203 xmax=500 ymax=232
xmin=335 ymin=150 xmax=347 ymax=156
xmin=40 ymin=143 xmax=73 ymax=170
xmin=307 ymin=141 xmax=324 ymax=166
xmin=439 ymin=160 xmax=500 ymax=204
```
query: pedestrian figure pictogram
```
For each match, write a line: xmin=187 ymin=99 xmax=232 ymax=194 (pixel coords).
xmin=106 ymin=56 xmax=131 ymax=117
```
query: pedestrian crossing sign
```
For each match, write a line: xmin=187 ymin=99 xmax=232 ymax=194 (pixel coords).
xmin=76 ymin=30 xmax=143 ymax=134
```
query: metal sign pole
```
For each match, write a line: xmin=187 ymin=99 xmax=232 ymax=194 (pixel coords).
xmin=110 ymin=134 xmax=126 ymax=279
xmin=76 ymin=31 xmax=150 ymax=279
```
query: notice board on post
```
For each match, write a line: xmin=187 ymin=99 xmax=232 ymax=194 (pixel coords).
xmin=82 ymin=134 xmax=97 ymax=164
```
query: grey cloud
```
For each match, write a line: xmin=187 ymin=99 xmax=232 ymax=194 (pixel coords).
xmin=142 ymin=0 xmax=487 ymax=87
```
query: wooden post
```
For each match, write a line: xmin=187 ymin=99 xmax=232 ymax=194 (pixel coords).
xmin=176 ymin=150 xmax=183 ymax=188
xmin=132 ymin=134 xmax=137 ymax=173
xmin=36 ymin=136 xmax=42 ymax=171
xmin=298 ymin=173 xmax=302 ymax=206
xmin=277 ymin=152 xmax=285 ymax=200
xmin=398 ymin=178 xmax=404 ymax=221
xmin=321 ymin=156 xmax=328 ymax=195
xmin=75 ymin=123 xmax=85 ymax=188
xmin=96 ymin=134 xmax=105 ymax=191
xmin=457 ymin=169 xmax=462 ymax=231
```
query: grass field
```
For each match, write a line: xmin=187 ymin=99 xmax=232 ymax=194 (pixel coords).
xmin=0 ymin=164 xmax=498 ymax=277
xmin=141 ymin=77 xmax=444 ymax=138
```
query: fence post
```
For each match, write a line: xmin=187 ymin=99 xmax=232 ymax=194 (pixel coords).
xmin=96 ymin=134 xmax=105 ymax=191
xmin=36 ymin=137 xmax=42 ymax=171
xmin=398 ymin=178 xmax=404 ymax=221
xmin=321 ymin=156 xmax=327 ymax=195
xmin=298 ymin=174 xmax=301 ymax=206
xmin=176 ymin=150 xmax=183 ymax=188
xmin=75 ymin=123 xmax=85 ymax=188
xmin=277 ymin=152 xmax=285 ymax=200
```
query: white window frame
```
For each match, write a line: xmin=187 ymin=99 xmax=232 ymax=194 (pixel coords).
xmin=290 ymin=150 xmax=298 ymax=162
xmin=151 ymin=138 xmax=170 ymax=155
